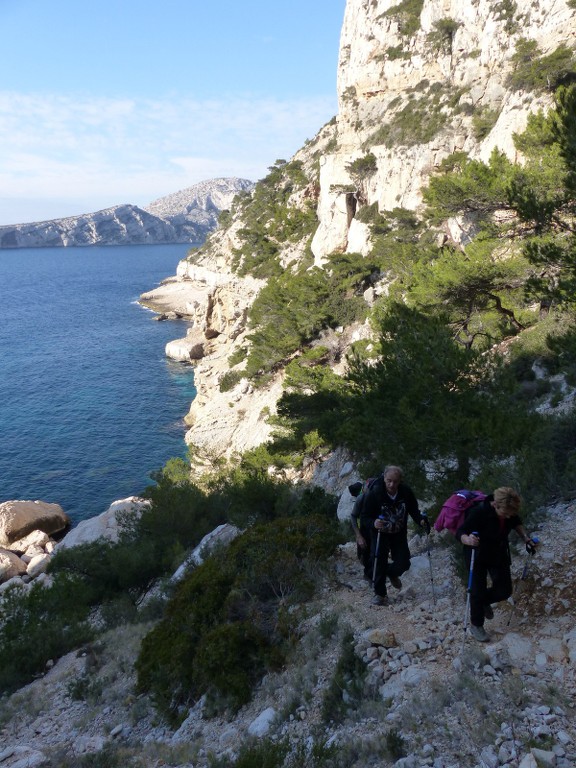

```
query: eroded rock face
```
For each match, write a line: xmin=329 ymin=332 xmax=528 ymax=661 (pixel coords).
xmin=311 ymin=0 xmax=570 ymax=262
xmin=0 ymin=500 xmax=70 ymax=546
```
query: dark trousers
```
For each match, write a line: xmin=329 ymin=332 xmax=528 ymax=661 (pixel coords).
xmin=466 ymin=554 xmax=512 ymax=627
xmin=372 ymin=531 xmax=411 ymax=597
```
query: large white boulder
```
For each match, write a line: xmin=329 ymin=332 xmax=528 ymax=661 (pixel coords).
xmin=56 ymin=497 xmax=150 ymax=550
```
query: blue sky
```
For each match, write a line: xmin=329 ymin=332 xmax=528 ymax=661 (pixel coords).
xmin=0 ymin=0 xmax=345 ymax=225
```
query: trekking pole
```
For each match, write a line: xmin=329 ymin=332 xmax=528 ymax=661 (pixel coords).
xmin=372 ymin=515 xmax=384 ymax=584
xmin=421 ymin=513 xmax=436 ymax=604
xmin=426 ymin=532 xmax=436 ymax=604
xmin=507 ymin=537 xmax=539 ymax=627
xmin=462 ymin=533 xmax=478 ymax=649
xmin=372 ymin=533 xmax=381 ymax=584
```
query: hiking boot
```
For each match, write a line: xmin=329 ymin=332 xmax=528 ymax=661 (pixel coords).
xmin=470 ymin=624 xmax=490 ymax=642
xmin=389 ymin=576 xmax=402 ymax=590
xmin=371 ymin=595 xmax=389 ymax=606
xmin=484 ymin=604 xmax=494 ymax=620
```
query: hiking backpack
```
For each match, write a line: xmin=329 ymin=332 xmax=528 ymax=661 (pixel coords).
xmin=433 ymin=489 xmax=487 ymax=536
xmin=349 ymin=476 xmax=379 ymax=521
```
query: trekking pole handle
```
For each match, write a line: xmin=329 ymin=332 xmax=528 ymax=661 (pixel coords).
xmin=525 ymin=536 xmax=539 ymax=555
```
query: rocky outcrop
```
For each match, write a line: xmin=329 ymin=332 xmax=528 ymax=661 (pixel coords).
xmin=0 ymin=500 xmax=69 ymax=546
xmin=0 ymin=177 xmax=254 ymax=248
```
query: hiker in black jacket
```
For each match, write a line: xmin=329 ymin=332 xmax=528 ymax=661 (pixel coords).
xmin=456 ymin=487 xmax=537 ymax=642
xmin=360 ymin=465 xmax=430 ymax=606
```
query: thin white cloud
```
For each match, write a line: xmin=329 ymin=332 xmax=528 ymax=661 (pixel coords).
xmin=0 ymin=91 xmax=336 ymax=224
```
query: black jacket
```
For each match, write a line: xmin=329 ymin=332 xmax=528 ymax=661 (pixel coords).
xmin=456 ymin=495 xmax=522 ymax=566
xmin=360 ymin=476 xmax=421 ymax=535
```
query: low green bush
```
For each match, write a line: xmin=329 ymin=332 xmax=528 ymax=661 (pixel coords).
xmin=472 ymin=107 xmax=501 ymax=140
xmin=192 ymin=621 xmax=275 ymax=711
xmin=0 ymin=577 xmax=94 ymax=694
xmin=506 ymin=39 xmax=576 ymax=93
xmin=383 ymin=0 xmax=424 ymax=37
xmin=321 ymin=629 xmax=367 ymax=724
xmin=136 ymin=514 xmax=341 ymax=721
xmin=219 ymin=369 xmax=243 ymax=392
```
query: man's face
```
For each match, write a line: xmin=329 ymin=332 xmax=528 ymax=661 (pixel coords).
xmin=384 ymin=472 xmax=401 ymax=495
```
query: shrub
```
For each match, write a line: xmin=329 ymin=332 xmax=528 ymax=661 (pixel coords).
xmin=231 ymin=160 xmax=317 ymax=278
xmin=50 ymin=539 xmax=161 ymax=607
xmin=506 ymin=40 xmax=576 ymax=93
xmin=136 ymin=515 xmax=341 ymax=721
xmin=427 ymin=18 xmax=461 ymax=55
xmin=192 ymin=621 xmax=275 ymax=711
xmin=219 ymin=369 xmax=243 ymax=392
xmin=472 ymin=107 xmax=501 ymax=140
xmin=67 ymin=673 xmax=104 ymax=703
xmin=383 ymin=0 xmax=424 ymax=37
xmin=386 ymin=729 xmax=407 ymax=760
xmin=368 ymin=91 xmax=448 ymax=147
xmin=228 ymin=345 xmax=248 ymax=367
xmin=321 ymin=629 xmax=367 ymax=724
xmin=208 ymin=739 xmax=289 ymax=768
xmin=386 ymin=45 xmax=410 ymax=60
xmin=493 ymin=0 xmax=518 ymax=33
xmin=0 ymin=577 xmax=93 ymax=694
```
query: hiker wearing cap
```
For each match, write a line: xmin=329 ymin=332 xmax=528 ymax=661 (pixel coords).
xmin=456 ymin=487 xmax=537 ymax=642
xmin=360 ymin=465 xmax=430 ymax=606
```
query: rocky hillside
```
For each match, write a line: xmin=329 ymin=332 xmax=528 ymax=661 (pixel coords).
xmin=0 ymin=177 xmax=253 ymax=249
xmin=1 ymin=495 xmax=575 ymax=767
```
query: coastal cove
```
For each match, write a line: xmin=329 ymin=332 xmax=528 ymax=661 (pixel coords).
xmin=0 ymin=244 xmax=198 ymax=524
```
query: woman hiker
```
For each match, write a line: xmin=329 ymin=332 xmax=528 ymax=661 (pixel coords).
xmin=456 ymin=486 xmax=538 ymax=642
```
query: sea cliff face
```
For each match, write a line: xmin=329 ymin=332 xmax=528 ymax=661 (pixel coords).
xmin=141 ymin=0 xmax=576 ymax=479
xmin=0 ymin=177 xmax=254 ymax=248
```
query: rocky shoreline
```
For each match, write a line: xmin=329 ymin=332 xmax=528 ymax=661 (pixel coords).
xmin=0 ymin=497 xmax=150 ymax=590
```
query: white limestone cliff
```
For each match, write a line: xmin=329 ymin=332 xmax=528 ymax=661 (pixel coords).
xmin=311 ymin=0 xmax=572 ymax=263
xmin=141 ymin=0 xmax=576 ymax=471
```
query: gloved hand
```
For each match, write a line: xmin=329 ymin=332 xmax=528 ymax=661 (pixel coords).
xmin=420 ymin=514 xmax=431 ymax=535
xmin=525 ymin=538 xmax=537 ymax=555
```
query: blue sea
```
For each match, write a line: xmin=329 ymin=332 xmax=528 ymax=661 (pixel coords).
xmin=0 ymin=244 xmax=198 ymax=524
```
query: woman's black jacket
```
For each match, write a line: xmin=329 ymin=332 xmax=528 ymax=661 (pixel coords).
xmin=456 ymin=495 xmax=522 ymax=566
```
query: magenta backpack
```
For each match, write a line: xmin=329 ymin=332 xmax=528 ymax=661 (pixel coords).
xmin=433 ymin=489 xmax=486 ymax=536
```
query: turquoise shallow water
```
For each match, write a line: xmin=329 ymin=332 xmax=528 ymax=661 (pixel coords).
xmin=0 ymin=244 xmax=197 ymax=524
